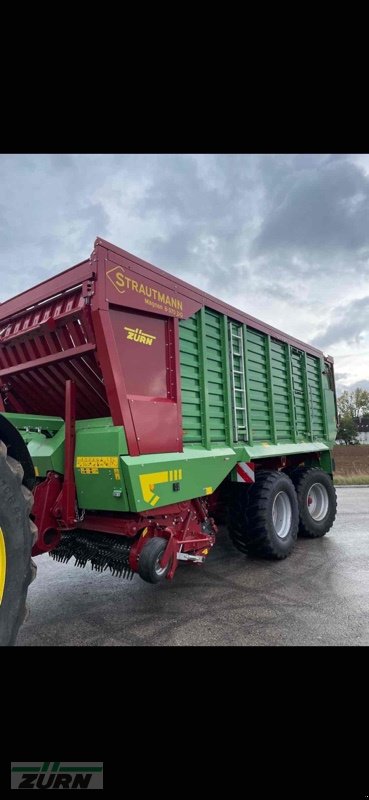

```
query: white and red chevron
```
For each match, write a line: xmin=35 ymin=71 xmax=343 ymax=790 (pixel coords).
xmin=236 ymin=461 xmax=255 ymax=484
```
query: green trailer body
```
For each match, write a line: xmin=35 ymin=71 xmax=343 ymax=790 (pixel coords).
xmin=179 ymin=310 xmax=337 ymax=452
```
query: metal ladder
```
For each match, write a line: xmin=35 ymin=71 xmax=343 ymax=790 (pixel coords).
xmin=229 ymin=322 xmax=248 ymax=442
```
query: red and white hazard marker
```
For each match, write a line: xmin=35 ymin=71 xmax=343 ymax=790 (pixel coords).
xmin=236 ymin=462 xmax=255 ymax=484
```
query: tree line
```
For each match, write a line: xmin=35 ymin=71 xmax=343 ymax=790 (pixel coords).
xmin=336 ymin=388 xmax=369 ymax=445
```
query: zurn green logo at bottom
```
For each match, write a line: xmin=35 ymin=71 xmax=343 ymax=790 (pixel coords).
xmin=11 ymin=763 xmax=103 ymax=790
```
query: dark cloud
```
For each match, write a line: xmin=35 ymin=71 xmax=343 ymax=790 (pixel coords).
xmin=312 ymin=296 xmax=369 ymax=349
xmin=253 ymin=158 xmax=369 ymax=257
xmin=128 ymin=157 xmax=257 ymax=295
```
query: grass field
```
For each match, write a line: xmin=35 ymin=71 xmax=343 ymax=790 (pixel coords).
xmin=333 ymin=445 xmax=369 ymax=485
xmin=334 ymin=474 xmax=369 ymax=485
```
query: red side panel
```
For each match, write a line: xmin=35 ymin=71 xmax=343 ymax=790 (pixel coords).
xmin=130 ymin=400 xmax=180 ymax=454
xmin=112 ymin=309 xmax=169 ymax=397
xmin=109 ymin=308 xmax=181 ymax=454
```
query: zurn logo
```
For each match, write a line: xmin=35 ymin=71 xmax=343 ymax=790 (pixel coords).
xmin=11 ymin=763 xmax=103 ymax=790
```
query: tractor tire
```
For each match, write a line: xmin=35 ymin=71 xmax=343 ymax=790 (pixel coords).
xmin=138 ymin=537 xmax=170 ymax=584
xmin=290 ymin=467 xmax=337 ymax=538
xmin=229 ymin=470 xmax=299 ymax=560
xmin=0 ymin=440 xmax=37 ymax=646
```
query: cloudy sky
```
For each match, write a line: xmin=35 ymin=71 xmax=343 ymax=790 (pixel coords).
xmin=0 ymin=153 xmax=368 ymax=394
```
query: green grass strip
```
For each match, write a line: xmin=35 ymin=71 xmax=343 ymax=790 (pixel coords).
xmin=61 ymin=768 xmax=103 ymax=772
xmin=334 ymin=475 xmax=369 ymax=485
xmin=12 ymin=768 xmax=40 ymax=772
xmin=12 ymin=766 xmax=102 ymax=773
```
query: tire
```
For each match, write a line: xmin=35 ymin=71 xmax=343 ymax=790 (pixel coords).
xmin=0 ymin=441 xmax=37 ymax=646
xmin=138 ymin=537 xmax=170 ymax=584
xmin=229 ymin=470 xmax=299 ymax=560
xmin=290 ymin=467 xmax=337 ymax=538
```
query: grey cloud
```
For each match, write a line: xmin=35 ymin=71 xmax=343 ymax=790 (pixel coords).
xmin=78 ymin=203 xmax=109 ymax=244
xmin=38 ymin=234 xmax=64 ymax=259
xmin=312 ymin=296 xmax=369 ymax=349
xmin=337 ymin=379 xmax=369 ymax=395
xmin=259 ymin=281 xmax=298 ymax=303
xmin=36 ymin=203 xmax=109 ymax=261
xmin=132 ymin=155 xmax=260 ymax=294
xmin=136 ymin=155 xmax=254 ymax=236
xmin=0 ymin=155 xmax=118 ymax=300
xmin=253 ymin=158 xmax=369 ymax=256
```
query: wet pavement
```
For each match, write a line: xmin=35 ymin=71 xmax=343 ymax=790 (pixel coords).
xmin=17 ymin=487 xmax=369 ymax=646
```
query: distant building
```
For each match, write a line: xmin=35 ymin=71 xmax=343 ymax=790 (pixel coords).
xmin=336 ymin=414 xmax=369 ymax=445
xmin=358 ymin=415 xmax=369 ymax=444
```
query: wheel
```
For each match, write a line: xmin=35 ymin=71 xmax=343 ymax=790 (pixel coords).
xmin=138 ymin=537 xmax=170 ymax=583
xmin=291 ymin=467 xmax=337 ymax=538
xmin=0 ymin=441 xmax=37 ymax=646
xmin=228 ymin=470 xmax=299 ymax=560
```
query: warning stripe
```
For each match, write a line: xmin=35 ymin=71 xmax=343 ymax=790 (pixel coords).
xmin=236 ymin=462 xmax=255 ymax=483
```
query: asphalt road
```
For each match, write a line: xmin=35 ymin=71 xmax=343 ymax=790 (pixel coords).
xmin=17 ymin=487 xmax=369 ymax=646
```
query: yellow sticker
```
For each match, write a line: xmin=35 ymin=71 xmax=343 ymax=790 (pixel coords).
xmin=124 ymin=326 xmax=157 ymax=346
xmin=0 ymin=526 xmax=6 ymax=605
xmin=76 ymin=457 xmax=119 ymax=469
xmin=106 ymin=265 xmax=126 ymax=294
xmin=139 ymin=468 xmax=183 ymax=506
xmin=34 ymin=466 xmax=40 ymax=477
xmin=114 ymin=468 xmax=120 ymax=480
xmin=80 ymin=467 xmax=99 ymax=475
xmin=168 ymin=469 xmax=183 ymax=481
xmin=204 ymin=486 xmax=213 ymax=495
